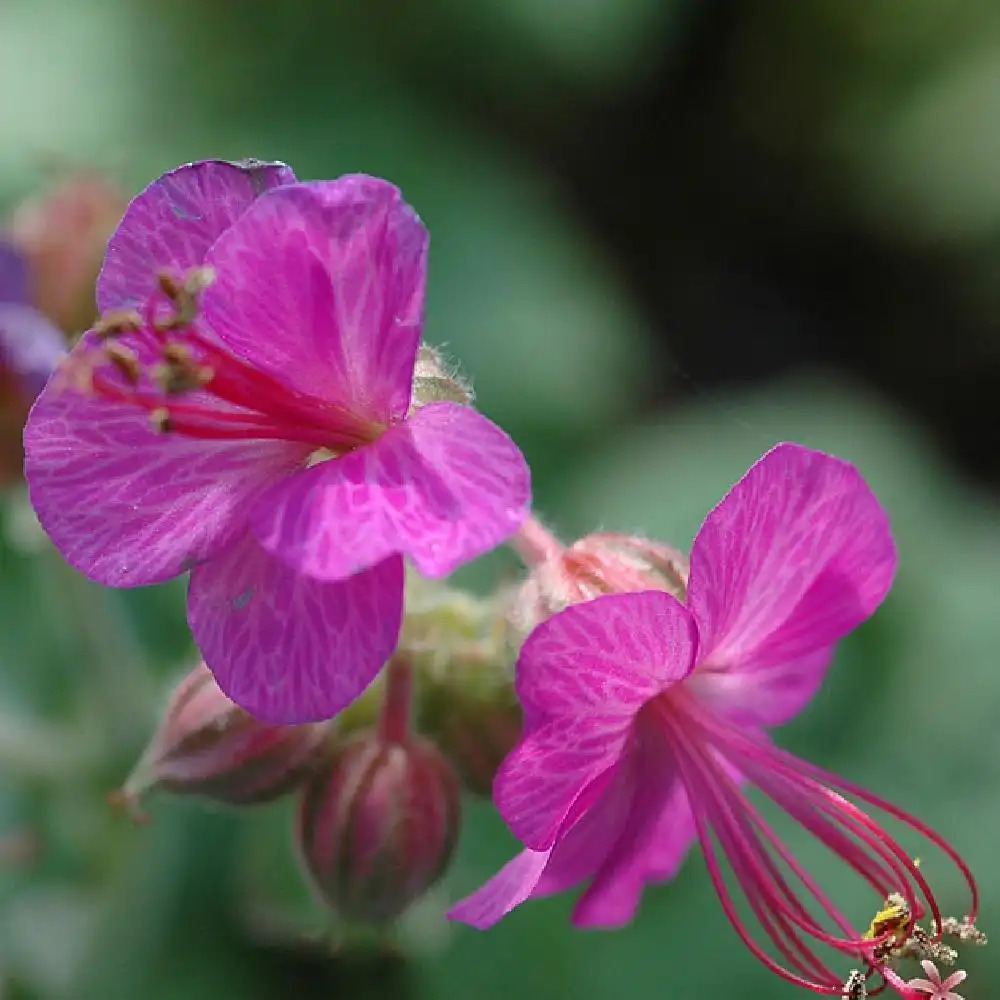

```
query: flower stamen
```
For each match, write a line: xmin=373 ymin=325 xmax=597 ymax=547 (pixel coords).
xmin=65 ymin=267 xmax=385 ymax=451
xmin=649 ymin=694 xmax=978 ymax=995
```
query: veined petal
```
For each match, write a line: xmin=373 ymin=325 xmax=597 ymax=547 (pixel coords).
xmin=447 ymin=848 xmax=553 ymax=930
xmin=98 ymin=159 xmax=296 ymax=312
xmin=495 ymin=721 xmax=627 ymax=851
xmin=250 ymin=402 xmax=529 ymax=581
xmin=201 ymin=176 xmax=427 ymax=424
xmin=514 ymin=592 xmax=697 ymax=721
xmin=572 ymin=720 xmax=695 ymax=927
xmin=24 ymin=363 xmax=310 ymax=586
xmin=687 ymin=645 xmax=833 ymax=728
xmin=533 ymin=742 xmax=640 ymax=897
xmin=688 ymin=443 xmax=896 ymax=713
xmin=187 ymin=533 xmax=403 ymax=723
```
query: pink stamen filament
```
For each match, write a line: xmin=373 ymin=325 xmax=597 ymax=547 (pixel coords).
xmin=650 ymin=695 xmax=976 ymax=994
xmin=665 ymin=719 xmax=864 ymax=992
xmin=90 ymin=369 xmax=340 ymax=447
xmin=683 ymin=700 xmax=959 ymax=928
xmin=680 ymin=740 xmax=844 ymax=983
xmin=87 ymin=296 xmax=382 ymax=450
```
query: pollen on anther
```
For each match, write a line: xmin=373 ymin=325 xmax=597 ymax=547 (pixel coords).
xmin=93 ymin=309 xmax=143 ymax=340
xmin=150 ymin=407 xmax=173 ymax=433
xmin=104 ymin=343 xmax=142 ymax=384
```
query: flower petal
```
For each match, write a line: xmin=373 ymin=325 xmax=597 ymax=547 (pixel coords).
xmin=447 ymin=848 xmax=553 ymax=930
xmin=201 ymin=176 xmax=427 ymax=423
xmin=0 ymin=304 xmax=66 ymax=394
xmin=532 ymin=742 xmax=640 ymax=897
xmin=687 ymin=645 xmax=833 ymax=728
xmin=0 ymin=241 xmax=29 ymax=303
xmin=250 ymin=401 xmax=530 ymax=580
xmin=98 ymin=159 xmax=296 ymax=312
xmin=187 ymin=533 xmax=403 ymax=723
xmin=688 ymin=443 xmax=896 ymax=719
xmin=572 ymin=722 xmax=695 ymax=927
xmin=24 ymin=363 xmax=309 ymax=586
xmin=495 ymin=722 xmax=628 ymax=851
xmin=514 ymin=591 xmax=697 ymax=722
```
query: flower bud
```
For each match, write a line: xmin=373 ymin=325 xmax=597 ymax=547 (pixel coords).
xmin=410 ymin=343 xmax=472 ymax=407
xmin=295 ymin=728 xmax=461 ymax=925
xmin=420 ymin=681 xmax=521 ymax=797
xmin=7 ymin=169 xmax=127 ymax=335
xmin=398 ymin=575 xmax=522 ymax=796
xmin=113 ymin=663 xmax=328 ymax=816
xmin=512 ymin=530 xmax=690 ymax=635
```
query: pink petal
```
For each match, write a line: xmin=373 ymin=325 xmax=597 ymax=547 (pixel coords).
xmin=187 ymin=533 xmax=403 ymax=723
xmin=24 ymin=367 xmax=309 ymax=587
xmin=514 ymin=592 xmax=697 ymax=722
xmin=98 ymin=159 xmax=296 ymax=312
xmin=686 ymin=645 xmax=833 ymax=728
xmin=533 ymin=740 xmax=640 ymax=896
xmin=942 ymin=970 xmax=968 ymax=990
xmin=201 ymin=176 xmax=427 ymax=424
xmin=495 ymin=723 xmax=628 ymax=851
xmin=572 ymin=722 xmax=695 ymax=927
xmin=447 ymin=848 xmax=553 ymax=930
xmin=250 ymin=401 xmax=530 ymax=581
xmin=688 ymin=443 xmax=896 ymax=723
xmin=920 ymin=960 xmax=942 ymax=984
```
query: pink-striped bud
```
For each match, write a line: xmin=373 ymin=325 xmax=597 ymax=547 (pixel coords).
xmin=295 ymin=728 xmax=461 ymax=924
xmin=512 ymin=529 xmax=690 ymax=634
xmin=114 ymin=663 xmax=328 ymax=816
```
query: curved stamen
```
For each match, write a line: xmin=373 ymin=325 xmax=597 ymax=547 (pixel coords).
xmin=79 ymin=277 xmax=386 ymax=449
xmin=670 ymin=734 xmax=846 ymax=993
xmin=650 ymin=693 xmax=975 ymax=994
xmin=682 ymin=696 xmax=974 ymax=930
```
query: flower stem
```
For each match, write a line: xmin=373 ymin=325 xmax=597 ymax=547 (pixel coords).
xmin=378 ymin=656 xmax=413 ymax=745
xmin=508 ymin=515 xmax=564 ymax=568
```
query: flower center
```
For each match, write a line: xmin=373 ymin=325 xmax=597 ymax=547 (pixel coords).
xmin=66 ymin=268 xmax=383 ymax=451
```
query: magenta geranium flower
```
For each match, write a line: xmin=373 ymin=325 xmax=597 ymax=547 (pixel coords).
xmin=24 ymin=159 xmax=530 ymax=723
xmin=450 ymin=444 xmax=977 ymax=996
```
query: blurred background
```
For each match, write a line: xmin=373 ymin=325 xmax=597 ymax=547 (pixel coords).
xmin=2 ymin=0 xmax=1000 ymax=997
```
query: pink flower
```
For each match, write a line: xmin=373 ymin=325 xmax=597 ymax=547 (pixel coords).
xmin=904 ymin=961 xmax=967 ymax=1000
xmin=450 ymin=444 xmax=977 ymax=995
xmin=24 ymin=159 xmax=530 ymax=723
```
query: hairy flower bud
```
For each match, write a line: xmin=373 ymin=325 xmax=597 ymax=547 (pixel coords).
xmin=113 ymin=663 xmax=328 ymax=817
xmin=295 ymin=661 xmax=461 ymax=925
xmin=8 ymin=169 xmax=127 ymax=335
xmin=410 ymin=343 xmax=473 ymax=407
xmin=512 ymin=529 xmax=690 ymax=634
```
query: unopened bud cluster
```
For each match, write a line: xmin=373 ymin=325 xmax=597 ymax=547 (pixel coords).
xmin=113 ymin=662 xmax=328 ymax=816
xmin=119 ymin=647 xmax=472 ymax=927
